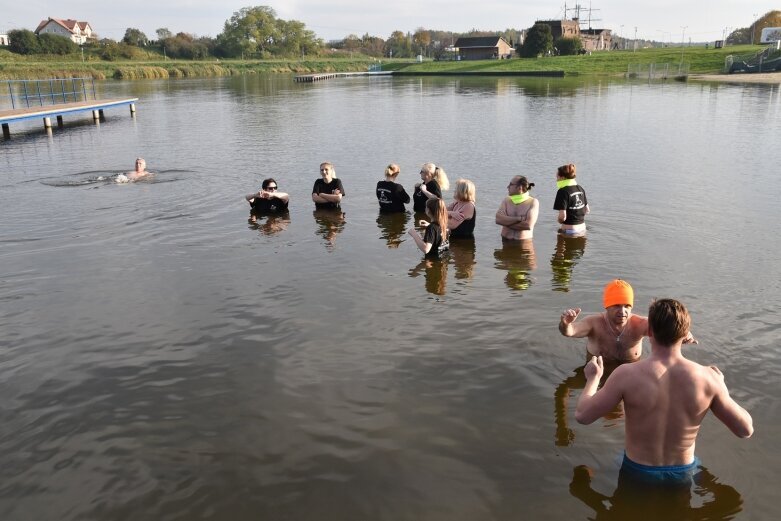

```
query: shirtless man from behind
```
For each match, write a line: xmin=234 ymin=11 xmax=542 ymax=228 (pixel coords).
xmin=559 ymin=279 xmax=695 ymax=362
xmin=575 ymin=298 xmax=753 ymax=484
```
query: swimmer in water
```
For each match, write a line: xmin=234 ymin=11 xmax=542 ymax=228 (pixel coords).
xmin=117 ymin=158 xmax=152 ymax=183
xmin=559 ymin=279 xmax=697 ymax=363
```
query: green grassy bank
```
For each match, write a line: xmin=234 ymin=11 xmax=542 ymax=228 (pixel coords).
xmin=0 ymin=44 xmax=764 ymax=80
xmin=0 ymin=51 xmax=383 ymax=80
xmin=394 ymin=44 xmax=760 ymax=75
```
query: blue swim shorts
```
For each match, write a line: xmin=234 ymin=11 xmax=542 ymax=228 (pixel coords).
xmin=620 ymin=453 xmax=700 ymax=486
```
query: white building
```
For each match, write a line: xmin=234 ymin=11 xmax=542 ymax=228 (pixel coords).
xmin=35 ymin=18 xmax=94 ymax=45
xmin=0 ymin=33 xmax=9 ymax=46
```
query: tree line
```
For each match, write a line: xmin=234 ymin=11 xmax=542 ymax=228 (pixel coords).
xmin=2 ymin=5 xmax=532 ymax=60
xmin=727 ymin=11 xmax=781 ymax=45
xmin=7 ymin=6 xmax=777 ymax=61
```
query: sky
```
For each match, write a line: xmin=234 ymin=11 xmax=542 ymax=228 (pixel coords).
xmin=2 ymin=1 xmax=776 ymax=43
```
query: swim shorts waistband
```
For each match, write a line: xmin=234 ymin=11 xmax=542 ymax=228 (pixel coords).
xmin=620 ymin=453 xmax=700 ymax=485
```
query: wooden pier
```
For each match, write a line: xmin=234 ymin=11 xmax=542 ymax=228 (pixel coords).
xmin=294 ymin=71 xmax=393 ymax=82
xmin=1 ymin=98 xmax=138 ymax=138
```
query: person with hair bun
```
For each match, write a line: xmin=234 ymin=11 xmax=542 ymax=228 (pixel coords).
xmin=413 ymin=162 xmax=449 ymax=213
xmin=554 ymin=163 xmax=589 ymax=235
xmin=447 ymin=178 xmax=476 ymax=238
xmin=496 ymin=175 xmax=539 ymax=240
xmin=376 ymin=163 xmax=410 ymax=213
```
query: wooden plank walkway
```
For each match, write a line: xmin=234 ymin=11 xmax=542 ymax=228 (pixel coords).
xmin=1 ymin=98 xmax=138 ymax=138
xmin=295 ymin=71 xmax=393 ymax=82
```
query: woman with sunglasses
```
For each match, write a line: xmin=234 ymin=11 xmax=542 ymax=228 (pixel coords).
xmin=246 ymin=178 xmax=289 ymax=213
xmin=496 ymin=176 xmax=538 ymax=240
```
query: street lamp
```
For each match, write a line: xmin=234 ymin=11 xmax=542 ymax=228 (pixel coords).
xmin=620 ymin=24 xmax=624 ymax=49
xmin=751 ymin=14 xmax=757 ymax=45
xmin=634 ymin=26 xmax=637 ymax=52
xmin=680 ymin=26 xmax=687 ymax=67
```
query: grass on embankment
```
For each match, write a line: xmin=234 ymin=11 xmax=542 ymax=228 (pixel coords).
xmin=0 ymin=51 xmax=384 ymax=80
xmin=393 ymin=45 xmax=760 ymax=75
xmin=0 ymin=45 xmax=763 ymax=80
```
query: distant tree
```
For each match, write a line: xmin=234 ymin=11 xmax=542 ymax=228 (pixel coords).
xmin=520 ymin=23 xmax=553 ymax=57
xmin=361 ymin=34 xmax=386 ymax=57
xmin=122 ymin=28 xmax=149 ymax=47
xmin=726 ymin=28 xmax=750 ymax=45
xmin=7 ymin=29 xmax=41 ymax=54
xmin=385 ymin=30 xmax=413 ymax=58
xmin=156 ymin=28 xmax=173 ymax=41
xmin=554 ymin=36 xmax=583 ymax=56
xmin=38 ymin=33 xmax=79 ymax=54
xmin=413 ymin=28 xmax=431 ymax=56
xmin=217 ymin=6 xmax=280 ymax=58
xmin=274 ymin=18 xmax=321 ymax=56
xmin=753 ymin=10 xmax=781 ymax=43
xmin=343 ymin=34 xmax=361 ymax=52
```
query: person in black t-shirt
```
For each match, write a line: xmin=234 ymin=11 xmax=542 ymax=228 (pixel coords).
xmin=412 ymin=162 xmax=449 ymax=213
xmin=376 ymin=163 xmax=410 ymax=213
xmin=408 ymin=198 xmax=449 ymax=258
xmin=312 ymin=162 xmax=345 ymax=209
xmin=553 ymin=163 xmax=589 ymax=236
xmin=246 ymin=177 xmax=289 ymax=214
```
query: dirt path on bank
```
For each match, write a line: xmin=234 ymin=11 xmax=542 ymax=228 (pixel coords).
xmin=689 ymin=72 xmax=781 ymax=84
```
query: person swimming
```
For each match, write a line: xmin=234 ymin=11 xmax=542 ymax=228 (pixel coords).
xmin=116 ymin=158 xmax=152 ymax=183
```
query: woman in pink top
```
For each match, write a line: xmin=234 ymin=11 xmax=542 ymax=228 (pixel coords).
xmin=447 ymin=178 xmax=476 ymax=238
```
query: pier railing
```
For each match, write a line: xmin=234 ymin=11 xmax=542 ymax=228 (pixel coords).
xmin=1 ymin=78 xmax=97 ymax=110
xmin=626 ymin=62 xmax=689 ymax=80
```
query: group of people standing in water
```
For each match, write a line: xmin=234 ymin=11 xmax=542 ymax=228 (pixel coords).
xmin=246 ymin=160 xmax=589 ymax=260
xmin=243 ymin=160 xmax=754 ymax=492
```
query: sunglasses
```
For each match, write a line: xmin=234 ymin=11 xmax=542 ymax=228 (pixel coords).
xmin=267 ymin=186 xmax=278 ymax=191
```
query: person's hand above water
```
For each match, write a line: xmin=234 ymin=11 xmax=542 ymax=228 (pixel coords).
xmin=560 ymin=308 xmax=581 ymax=326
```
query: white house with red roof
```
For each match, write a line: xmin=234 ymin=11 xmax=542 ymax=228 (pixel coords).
xmin=35 ymin=18 xmax=94 ymax=45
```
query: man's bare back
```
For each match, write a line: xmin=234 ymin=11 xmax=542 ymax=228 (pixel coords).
xmin=575 ymin=299 xmax=752 ymax=468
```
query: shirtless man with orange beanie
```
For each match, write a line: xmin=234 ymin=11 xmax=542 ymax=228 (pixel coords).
xmin=558 ymin=279 xmax=696 ymax=362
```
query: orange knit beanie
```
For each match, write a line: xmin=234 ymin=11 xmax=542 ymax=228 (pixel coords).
xmin=603 ymin=279 xmax=634 ymax=308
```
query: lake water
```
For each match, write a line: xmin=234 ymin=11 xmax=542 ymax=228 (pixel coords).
xmin=1 ymin=73 xmax=780 ymax=520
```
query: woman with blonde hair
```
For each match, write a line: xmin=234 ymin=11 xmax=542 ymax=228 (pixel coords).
xmin=312 ymin=162 xmax=345 ymax=209
xmin=447 ymin=178 xmax=477 ymax=238
xmin=412 ymin=162 xmax=449 ymax=213
xmin=496 ymin=176 xmax=539 ymax=240
xmin=553 ymin=163 xmax=588 ymax=235
xmin=376 ymin=163 xmax=410 ymax=213
xmin=408 ymin=198 xmax=449 ymax=258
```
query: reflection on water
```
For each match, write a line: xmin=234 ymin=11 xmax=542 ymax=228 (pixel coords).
xmin=376 ymin=211 xmax=410 ymax=248
xmin=550 ymin=233 xmax=587 ymax=292
xmin=493 ymin=239 xmax=537 ymax=291
xmin=449 ymin=237 xmax=476 ymax=280
xmin=409 ymin=258 xmax=448 ymax=296
xmin=570 ymin=464 xmax=743 ymax=520
xmin=312 ymin=209 xmax=345 ymax=250
xmin=249 ymin=211 xmax=290 ymax=236
xmin=554 ymin=362 xmax=623 ymax=447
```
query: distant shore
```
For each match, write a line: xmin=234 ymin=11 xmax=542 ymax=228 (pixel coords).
xmin=689 ymin=72 xmax=781 ymax=84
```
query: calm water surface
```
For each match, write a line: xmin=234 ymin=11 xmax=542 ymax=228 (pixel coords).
xmin=1 ymin=74 xmax=780 ymax=520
